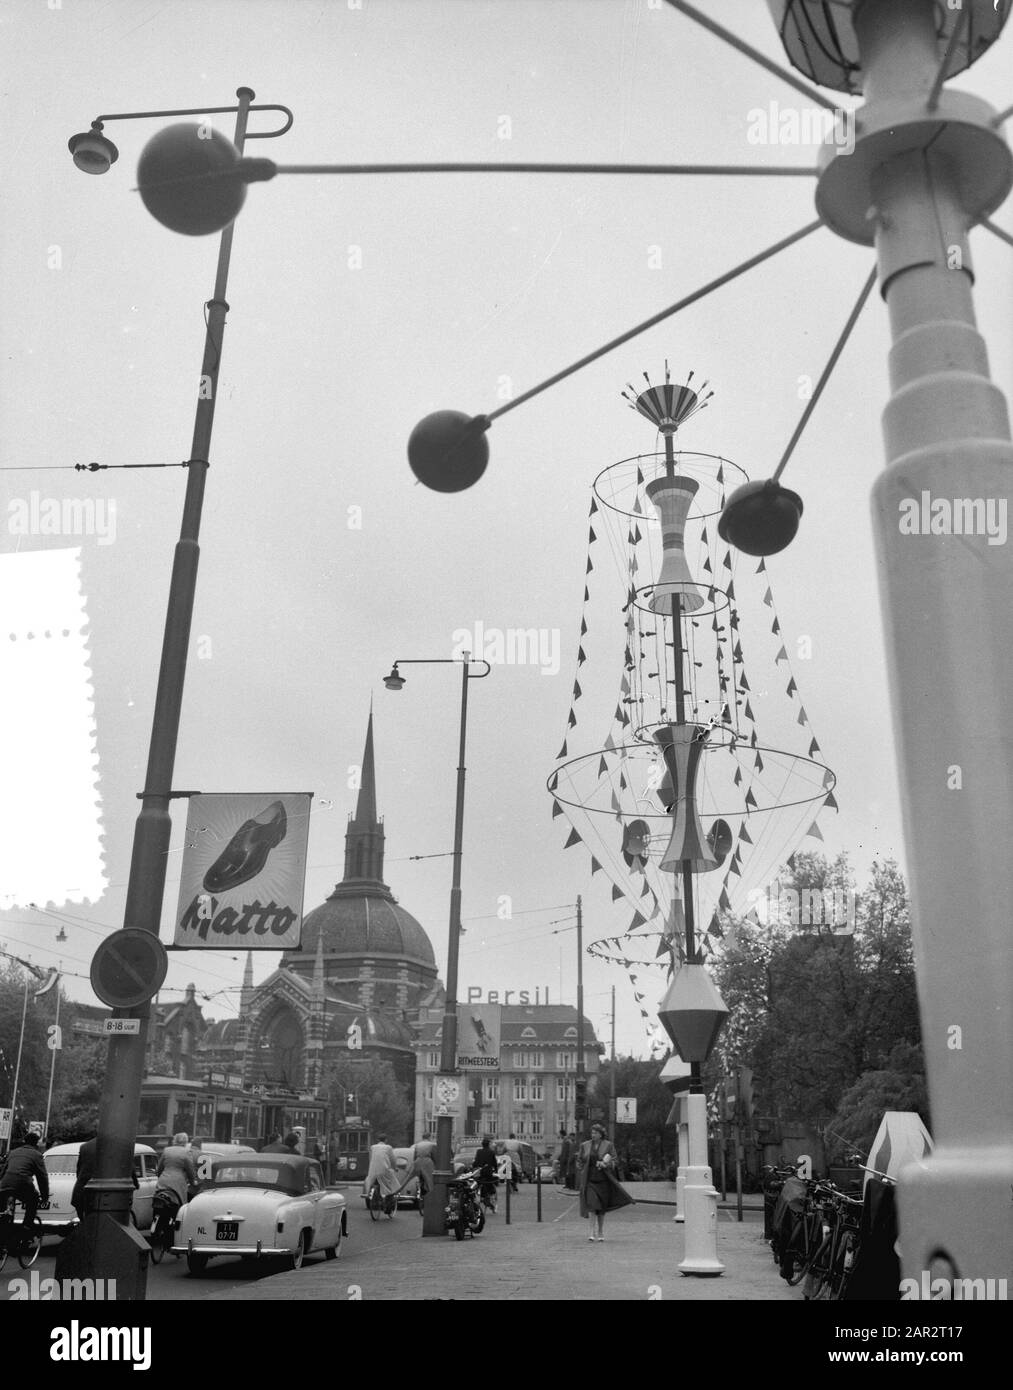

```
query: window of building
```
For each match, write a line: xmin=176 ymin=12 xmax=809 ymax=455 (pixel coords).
xmin=520 ymin=1026 xmax=537 ymax=1039
xmin=426 ymin=1050 xmax=440 ymax=1070
xmin=530 ymin=1115 xmax=544 ymax=1139
xmin=530 ymin=1076 xmax=543 ymax=1102
xmin=557 ymin=1051 xmax=574 ymax=1070
xmin=556 ymin=1077 xmax=573 ymax=1103
xmin=513 ymin=1076 xmax=528 ymax=1102
xmin=514 ymin=1050 xmax=544 ymax=1069
xmin=482 ymin=1077 xmax=499 ymax=1104
xmin=482 ymin=1111 xmax=499 ymax=1135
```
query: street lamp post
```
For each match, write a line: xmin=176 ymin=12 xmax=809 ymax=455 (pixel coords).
xmin=383 ymin=654 xmax=490 ymax=1235
xmin=58 ymin=89 xmax=292 ymax=1300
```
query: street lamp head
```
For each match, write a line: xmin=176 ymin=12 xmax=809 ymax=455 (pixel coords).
xmin=68 ymin=127 xmax=119 ymax=175
xmin=383 ymin=665 xmax=405 ymax=691
xmin=717 ymin=478 xmax=803 ymax=557
xmin=137 ymin=123 xmax=249 ymax=236
xmin=407 ymin=410 xmax=490 ymax=492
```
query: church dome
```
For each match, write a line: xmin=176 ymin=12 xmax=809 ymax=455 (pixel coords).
xmin=299 ymin=884 xmax=436 ymax=970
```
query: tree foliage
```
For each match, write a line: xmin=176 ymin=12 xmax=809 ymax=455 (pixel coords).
xmin=707 ymin=855 xmax=927 ymax=1152
xmin=322 ymin=1055 xmax=412 ymax=1145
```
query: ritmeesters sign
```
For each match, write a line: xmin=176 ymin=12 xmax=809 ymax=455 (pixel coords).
xmin=174 ymin=792 xmax=312 ymax=950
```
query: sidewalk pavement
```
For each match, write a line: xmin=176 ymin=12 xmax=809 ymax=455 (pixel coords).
xmin=203 ymin=1181 xmax=795 ymax=1302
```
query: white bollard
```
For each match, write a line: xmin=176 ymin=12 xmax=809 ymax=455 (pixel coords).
xmin=678 ymin=1093 xmax=724 ymax=1275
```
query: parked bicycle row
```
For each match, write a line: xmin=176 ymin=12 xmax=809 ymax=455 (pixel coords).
xmin=764 ymin=1157 xmax=899 ymax=1301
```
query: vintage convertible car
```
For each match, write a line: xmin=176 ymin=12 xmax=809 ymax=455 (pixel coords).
xmin=173 ymin=1155 xmax=347 ymax=1275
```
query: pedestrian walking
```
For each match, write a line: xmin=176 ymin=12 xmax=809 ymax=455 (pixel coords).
xmin=577 ymin=1122 xmax=634 ymax=1241
xmin=503 ymin=1133 xmax=521 ymax=1192
xmin=564 ymin=1131 xmax=578 ymax=1190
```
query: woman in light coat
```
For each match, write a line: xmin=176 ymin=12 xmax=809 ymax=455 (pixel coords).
xmin=576 ymin=1123 xmax=635 ymax=1241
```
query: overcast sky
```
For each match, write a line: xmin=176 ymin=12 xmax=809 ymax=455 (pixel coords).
xmin=1 ymin=0 xmax=1011 ymax=1056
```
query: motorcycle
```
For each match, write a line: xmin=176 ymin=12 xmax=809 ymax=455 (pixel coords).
xmin=445 ymin=1169 xmax=485 ymax=1240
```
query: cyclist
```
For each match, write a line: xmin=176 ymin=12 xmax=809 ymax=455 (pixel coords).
xmin=0 ymin=1132 xmax=49 ymax=1227
xmin=363 ymin=1135 xmax=398 ymax=1211
xmin=472 ymin=1136 xmax=498 ymax=1209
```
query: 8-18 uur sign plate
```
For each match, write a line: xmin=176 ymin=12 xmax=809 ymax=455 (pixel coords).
xmin=90 ymin=929 xmax=168 ymax=1009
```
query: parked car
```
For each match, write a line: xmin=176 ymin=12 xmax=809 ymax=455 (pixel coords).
xmin=391 ymin=1147 xmax=422 ymax=1209
xmin=174 ymin=1154 xmax=347 ymax=1275
xmin=42 ymin=1141 xmax=159 ymax=1233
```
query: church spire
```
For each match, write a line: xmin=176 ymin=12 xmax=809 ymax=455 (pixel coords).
xmin=343 ymin=707 xmax=386 ymax=884
xmin=354 ymin=704 xmax=378 ymax=825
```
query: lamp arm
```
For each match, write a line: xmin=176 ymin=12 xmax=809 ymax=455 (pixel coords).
xmin=91 ymin=101 xmax=293 ymax=139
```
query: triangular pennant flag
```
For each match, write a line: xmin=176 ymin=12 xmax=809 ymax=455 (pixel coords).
xmin=797 ymin=706 xmax=809 ymax=726
xmin=729 ymin=611 xmax=739 ymax=630
xmin=733 ymin=767 xmax=743 ymax=786
xmin=733 ymin=641 xmax=742 ymax=662
xmin=807 ymin=819 xmax=824 ymax=841
xmin=738 ymin=823 xmax=753 ymax=845
xmin=640 ymin=879 xmax=652 ymax=897
xmin=564 ymin=827 xmax=581 ymax=848
xmin=745 ymin=786 xmax=758 ymax=809
xmin=557 ymin=740 xmax=568 ymax=758
xmin=786 ymin=677 xmax=797 ymax=697
xmin=823 ymin=770 xmax=834 ymax=789
xmin=716 ymin=463 xmax=724 ymax=484
xmin=573 ymin=680 xmax=582 ymax=700
xmin=775 ymin=645 xmax=788 ymax=663
xmin=580 ymin=616 xmax=588 ymax=635
xmin=756 ymin=558 xmax=766 ymax=573
xmin=824 ymin=790 xmax=839 ymax=811
xmin=700 ymin=525 xmax=709 ymax=546
xmin=771 ymin=617 xmax=781 ymax=635
xmin=590 ymin=856 xmax=602 ymax=875
xmin=754 ymin=752 xmax=764 ymax=773
xmin=589 ymin=497 xmax=598 ymax=516
xmin=577 ymin=645 xmax=587 ymax=665
xmin=567 ymin=708 xmax=577 ymax=729
xmin=598 ymin=755 xmax=609 ymax=776
xmin=632 ymin=495 xmax=642 ymax=515
xmin=630 ymin=910 xmax=647 ymax=930
xmin=611 ymin=883 xmax=624 ymax=902
xmin=588 ymin=525 xmax=597 ymax=545
xmin=702 ymin=556 xmax=712 ymax=573
xmin=739 ymin=672 xmax=750 ymax=691
xmin=762 ymin=587 xmax=773 ymax=607
xmin=551 ymin=799 xmax=563 ymax=819
xmin=548 ymin=771 xmax=558 ymax=792
xmin=744 ymin=700 xmax=754 ymax=721
xmin=723 ymin=550 xmax=733 ymax=570
xmin=808 ymin=737 xmax=821 ymax=757
xmin=726 ymin=579 xmax=736 ymax=601
xmin=586 ymin=555 xmax=594 ymax=575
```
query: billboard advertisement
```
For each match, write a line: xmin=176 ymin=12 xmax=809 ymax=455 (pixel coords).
xmin=456 ymin=1003 xmax=501 ymax=1070
xmin=174 ymin=793 xmax=312 ymax=950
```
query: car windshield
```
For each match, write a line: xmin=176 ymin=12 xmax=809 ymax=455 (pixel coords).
xmin=208 ymin=1162 xmax=302 ymax=1194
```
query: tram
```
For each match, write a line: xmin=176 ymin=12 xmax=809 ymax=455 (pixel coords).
xmin=137 ymin=1073 xmax=328 ymax=1156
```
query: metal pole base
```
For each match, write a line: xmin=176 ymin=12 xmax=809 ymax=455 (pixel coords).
xmin=421 ymin=1172 xmax=450 ymax=1237
xmin=53 ymin=1212 xmax=150 ymax=1300
xmin=898 ymin=1146 xmax=1013 ymax=1293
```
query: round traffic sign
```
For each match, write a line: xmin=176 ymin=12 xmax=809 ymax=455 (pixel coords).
xmin=90 ymin=929 xmax=168 ymax=1009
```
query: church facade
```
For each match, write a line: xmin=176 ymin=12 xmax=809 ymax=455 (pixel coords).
xmin=198 ymin=711 xmax=445 ymax=1105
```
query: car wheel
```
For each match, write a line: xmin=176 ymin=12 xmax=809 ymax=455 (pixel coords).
xmin=187 ymin=1253 xmax=208 ymax=1275
xmin=289 ymin=1231 xmax=310 ymax=1270
xmin=325 ymin=1227 xmax=342 ymax=1260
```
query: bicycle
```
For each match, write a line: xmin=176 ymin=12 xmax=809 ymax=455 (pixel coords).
xmin=782 ymin=1179 xmax=839 ymax=1288
xmin=0 ymin=1194 xmax=46 ymax=1273
xmin=148 ymin=1190 xmax=180 ymax=1264
xmin=366 ymin=1183 xmax=396 ymax=1221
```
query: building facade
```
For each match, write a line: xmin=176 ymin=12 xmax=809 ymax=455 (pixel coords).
xmin=413 ymin=1003 xmax=602 ymax=1146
